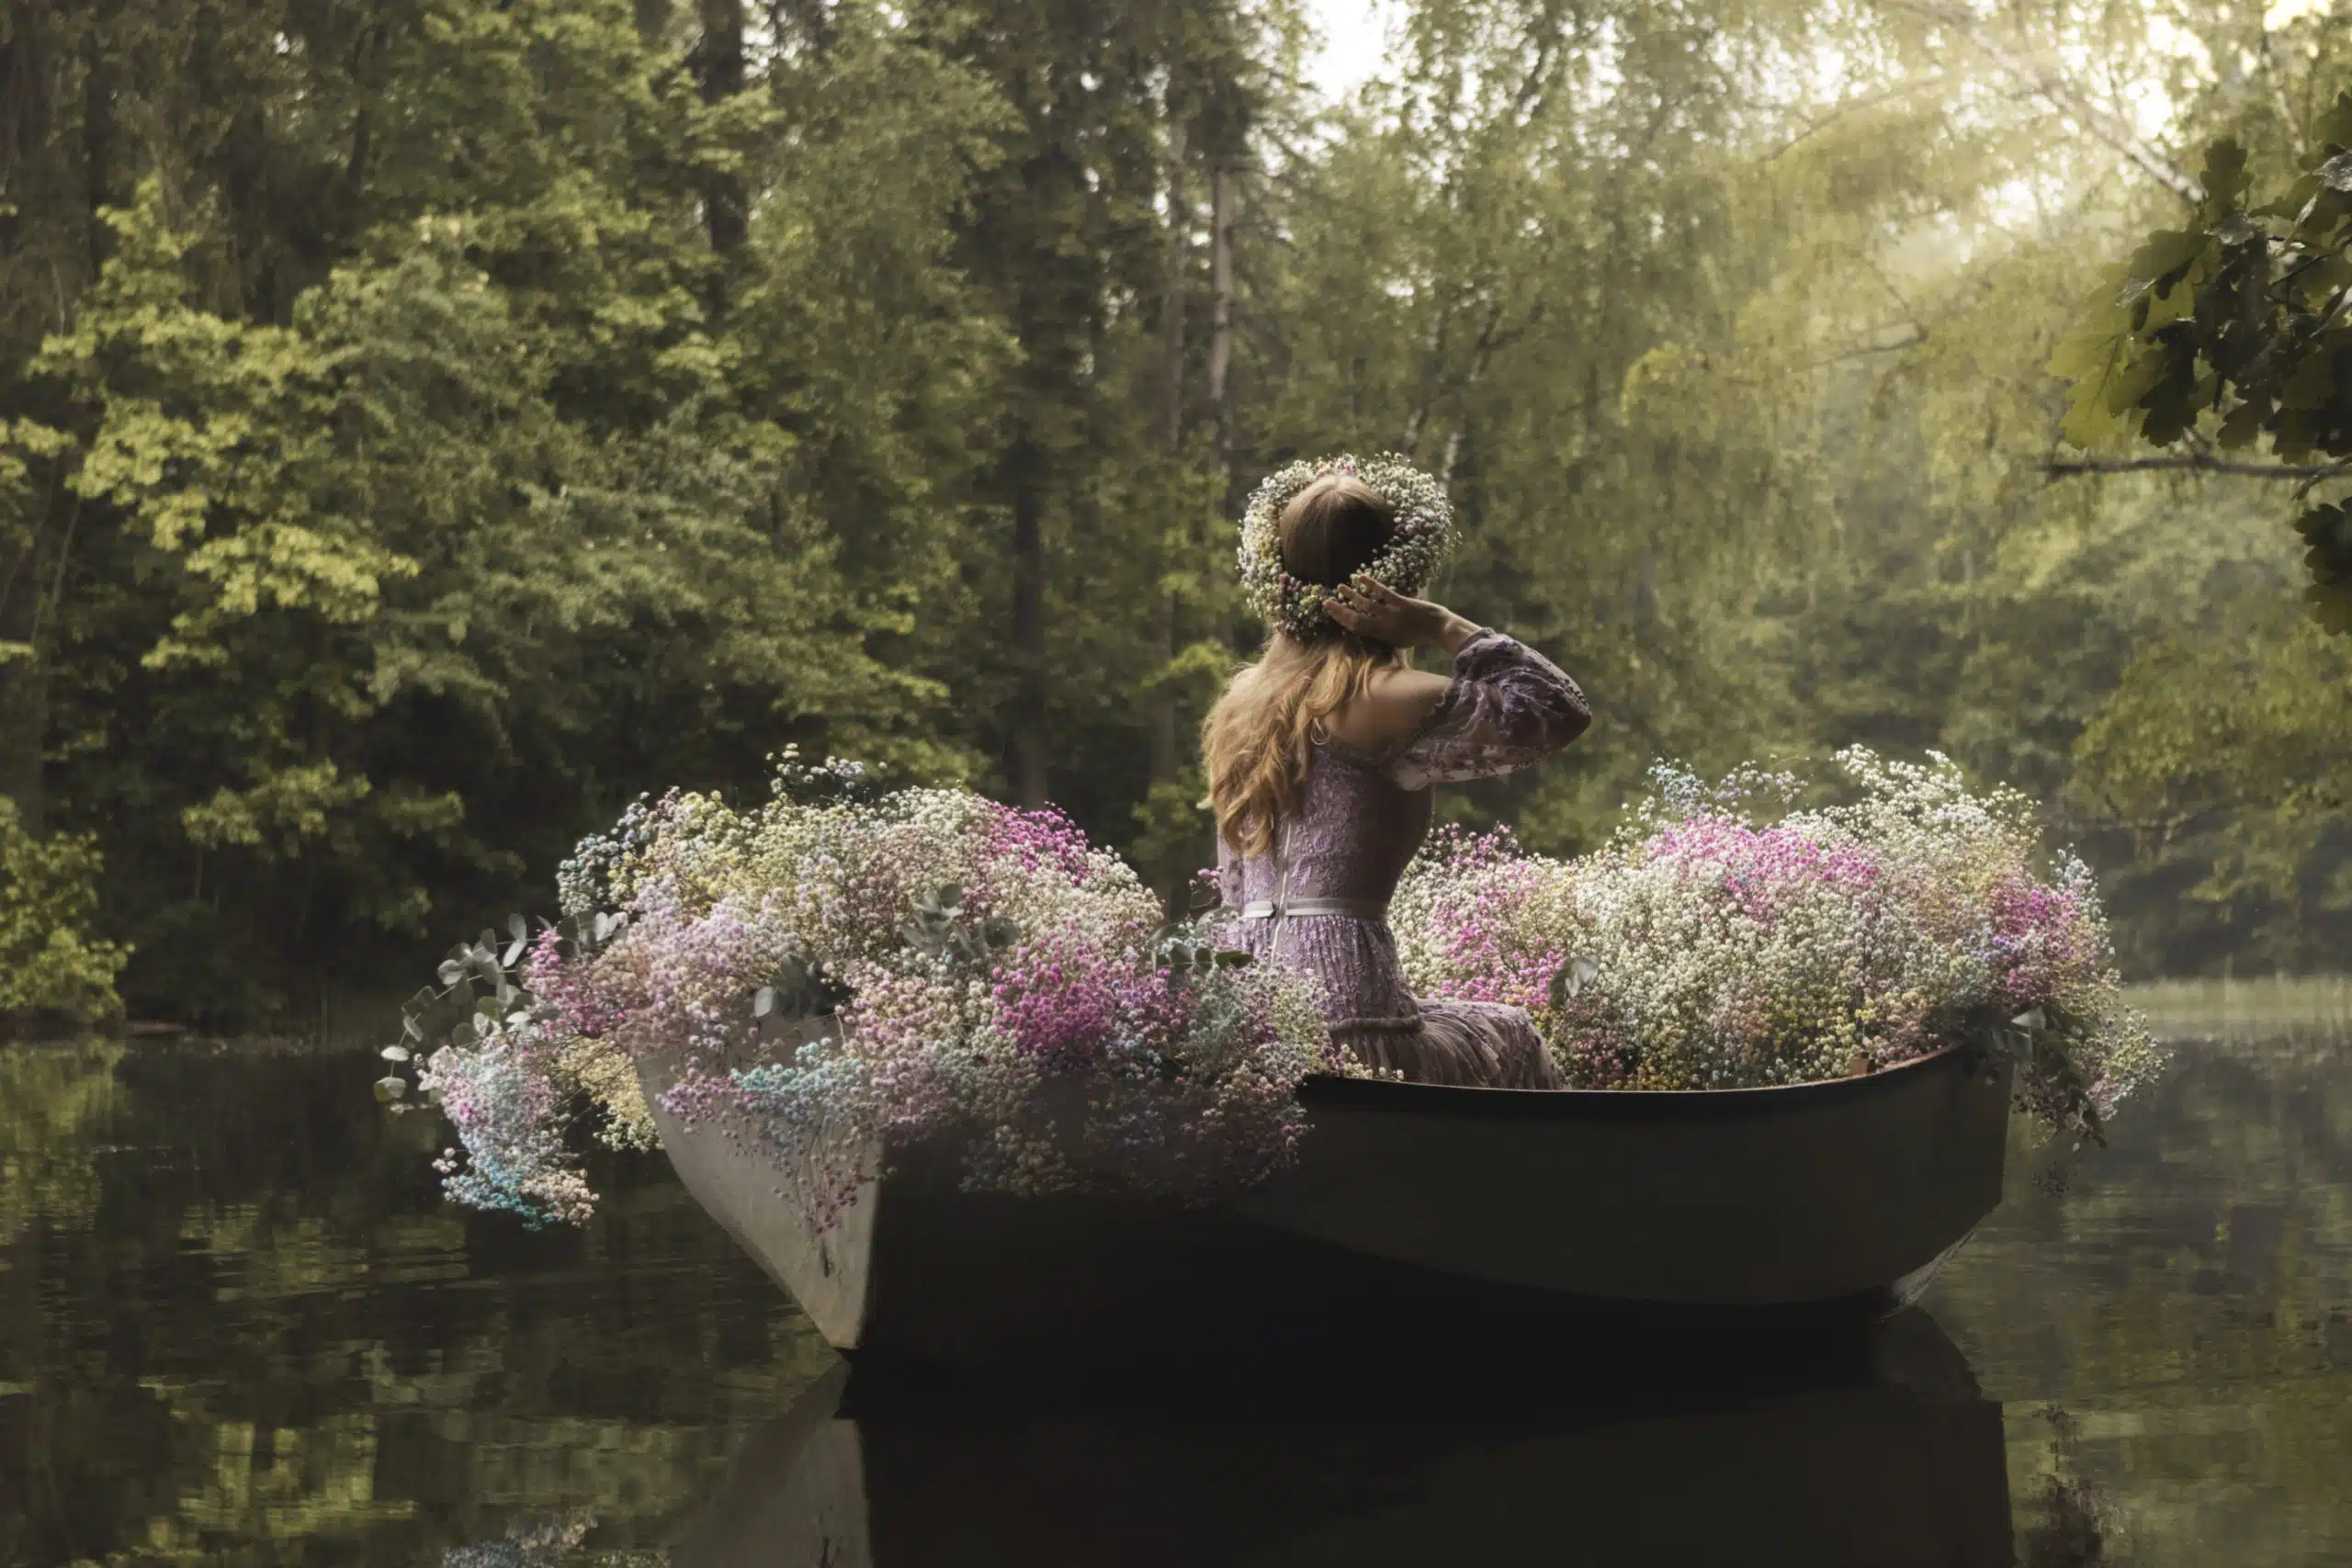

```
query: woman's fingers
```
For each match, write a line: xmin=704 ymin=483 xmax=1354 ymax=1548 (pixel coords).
xmin=1327 ymin=576 xmax=1413 ymax=636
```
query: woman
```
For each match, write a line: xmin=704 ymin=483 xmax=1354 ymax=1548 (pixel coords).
xmin=1204 ymin=457 xmax=1591 ymax=1089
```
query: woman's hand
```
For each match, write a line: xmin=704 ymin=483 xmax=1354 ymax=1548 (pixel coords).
xmin=1324 ymin=575 xmax=1481 ymax=654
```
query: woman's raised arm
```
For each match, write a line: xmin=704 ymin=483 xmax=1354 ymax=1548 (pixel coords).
xmin=1385 ymin=629 xmax=1590 ymax=791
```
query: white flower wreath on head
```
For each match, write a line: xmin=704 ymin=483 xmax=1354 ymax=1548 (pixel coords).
xmin=1236 ymin=453 xmax=1457 ymax=640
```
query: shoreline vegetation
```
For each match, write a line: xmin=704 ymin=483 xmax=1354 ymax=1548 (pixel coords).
xmin=2122 ymin=975 xmax=2352 ymax=1040
xmin=5 ymin=6 xmax=2352 ymax=1040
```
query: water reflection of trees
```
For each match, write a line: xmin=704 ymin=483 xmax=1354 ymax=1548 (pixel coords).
xmin=0 ymin=1042 xmax=124 ymax=1242
xmin=1929 ymin=1033 xmax=2352 ymax=1565
xmin=0 ymin=1042 xmax=833 ymax=1568
xmin=7 ymin=1032 xmax=2352 ymax=1565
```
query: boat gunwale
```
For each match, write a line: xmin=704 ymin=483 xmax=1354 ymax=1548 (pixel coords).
xmin=1296 ymin=1042 xmax=1993 ymax=1122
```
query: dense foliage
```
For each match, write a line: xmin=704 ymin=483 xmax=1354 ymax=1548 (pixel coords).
xmin=5 ymin=0 xmax=2349 ymax=1031
xmin=0 ymin=798 xmax=127 ymax=1023
xmin=2054 ymin=99 xmax=2352 ymax=634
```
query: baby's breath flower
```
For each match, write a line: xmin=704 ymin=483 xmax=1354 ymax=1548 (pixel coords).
xmin=1395 ymin=750 xmax=2163 ymax=1128
xmin=423 ymin=763 xmax=1329 ymax=1228
xmin=1238 ymin=454 xmax=1456 ymax=638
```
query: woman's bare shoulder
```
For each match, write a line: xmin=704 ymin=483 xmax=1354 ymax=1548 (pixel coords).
xmin=1324 ymin=667 xmax=1453 ymax=754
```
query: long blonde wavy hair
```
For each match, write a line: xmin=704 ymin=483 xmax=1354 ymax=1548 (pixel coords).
xmin=1203 ymin=475 xmax=1404 ymax=857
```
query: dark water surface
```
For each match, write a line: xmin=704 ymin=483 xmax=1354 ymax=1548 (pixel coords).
xmin=3 ymin=1021 xmax=2347 ymax=1566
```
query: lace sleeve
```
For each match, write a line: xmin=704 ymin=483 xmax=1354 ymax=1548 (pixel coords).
xmin=1214 ymin=832 xmax=1244 ymax=911
xmin=1387 ymin=630 xmax=1591 ymax=791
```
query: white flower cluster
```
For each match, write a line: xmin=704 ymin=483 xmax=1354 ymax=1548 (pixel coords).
xmin=1237 ymin=453 xmax=1456 ymax=638
xmin=418 ymin=773 xmax=1331 ymax=1228
xmin=1396 ymin=750 xmax=2164 ymax=1132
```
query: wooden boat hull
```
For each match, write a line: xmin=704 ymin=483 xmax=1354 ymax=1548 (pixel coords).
xmin=672 ymin=1311 xmax=2016 ymax=1568
xmin=638 ymin=1045 xmax=2012 ymax=1368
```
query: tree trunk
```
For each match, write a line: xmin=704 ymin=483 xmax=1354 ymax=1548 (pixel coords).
xmin=766 ymin=0 xmax=834 ymax=57
xmin=0 ymin=500 xmax=50 ymax=833
xmin=82 ymin=0 xmax=118 ymax=275
xmin=697 ymin=0 xmax=748 ymax=256
xmin=1208 ymin=161 xmax=1236 ymax=487
xmin=1148 ymin=118 xmax=1189 ymax=791
xmin=1157 ymin=120 xmax=1188 ymax=451
xmin=0 ymin=2 xmax=52 ymax=184
xmin=0 ymin=5 xmax=103 ymax=835
xmin=1010 ymin=437 xmax=1049 ymax=808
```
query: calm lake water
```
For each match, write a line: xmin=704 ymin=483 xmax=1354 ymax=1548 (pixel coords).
xmin=4 ymin=997 xmax=2348 ymax=1566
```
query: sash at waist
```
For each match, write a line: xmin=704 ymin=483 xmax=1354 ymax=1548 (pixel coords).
xmin=1237 ymin=897 xmax=1388 ymax=922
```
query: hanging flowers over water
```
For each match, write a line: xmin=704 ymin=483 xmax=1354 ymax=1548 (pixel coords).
xmin=381 ymin=750 xmax=1339 ymax=1227
xmin=380 ymin=744 xmax=2164 ymax=1231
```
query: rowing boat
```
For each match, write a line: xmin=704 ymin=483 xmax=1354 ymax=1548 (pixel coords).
xmin=637 ymin=1042 xmax=2012 ymax=1368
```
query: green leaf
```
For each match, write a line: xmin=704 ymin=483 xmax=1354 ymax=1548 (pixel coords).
xmin=2200 ymin=141 xmax=2251 ymax=210
xmin=2216 ymin=399 xmax=2267 ymax=450
xmin=2311 ymin=586 xmax=2352 ymax=637
xmin=2051 ymin=335 xmax=2132 ymax=448
xmin=2104 ymin=349 xmax=2168 ymax=419
xmin=2280 ymin=346 xmax=2342 ymax=411
xmin=2126 ymin=229 xmax=2209 ymax=292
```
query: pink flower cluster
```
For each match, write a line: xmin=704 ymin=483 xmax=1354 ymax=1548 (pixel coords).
xmin=1395 ymin=750 xmax=2163 ymax=1134
xmin=1389 ymin=826 xmax=1565 ymax=1010
xmin=413 ymin=773 xmax=1330 ymax=1225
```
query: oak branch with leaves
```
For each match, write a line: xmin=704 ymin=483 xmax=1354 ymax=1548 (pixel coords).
xmin=2051 ymin=95 xmax=2352 ymax=635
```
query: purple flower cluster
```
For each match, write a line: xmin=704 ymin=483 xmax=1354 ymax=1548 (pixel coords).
xmin=1395 ymin=825 xmax=1565 ymax=1010
xmin=1395 ymin=750 xmax=2163 ymax=1131
xmin=412 ymin=769 xmax=1329 ymax=1226
xmin=992 ymin=933 xmax=1131 ymax=1066
xmin=978 ymin=804 xmax=1103 ymax=893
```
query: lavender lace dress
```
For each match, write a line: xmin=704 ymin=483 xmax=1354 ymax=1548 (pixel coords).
xmin=1216 ymin=630 xmax=1591 ymax=1089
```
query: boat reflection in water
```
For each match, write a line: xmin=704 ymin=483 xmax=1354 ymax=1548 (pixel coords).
xmin=673 ymin=1309 xmax=2012 ymax=1568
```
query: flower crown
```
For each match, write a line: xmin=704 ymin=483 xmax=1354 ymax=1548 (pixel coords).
xmin=1237 ymin=453 xmax=1456 ymax=640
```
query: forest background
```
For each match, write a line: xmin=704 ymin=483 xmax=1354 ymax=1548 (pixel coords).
xmin=3 ymin=0 xmax=2348 ymax=1032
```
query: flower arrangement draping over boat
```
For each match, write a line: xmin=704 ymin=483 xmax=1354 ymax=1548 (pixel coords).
xmin=380 ymin=747 xmax=2162 ymax=1227
xmin=1390 ymin=749 xmax=2163 ymax=1138
xmin=380 ymin=752 xmax=1336 ymax=1226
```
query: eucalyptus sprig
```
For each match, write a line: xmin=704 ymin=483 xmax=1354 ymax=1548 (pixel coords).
xmin=752 ymin=947 xmax=850 ymax=1026
xmin=1979 ymin=1002 xmax=2109 ymax=1148
xmin=1155 ymin=929 xmax=1255 ymax=976
xmin=898 ymin=884 xmax=1020 ymax=969
xmin=375 ymin=909 xmax=625 ymax=1110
